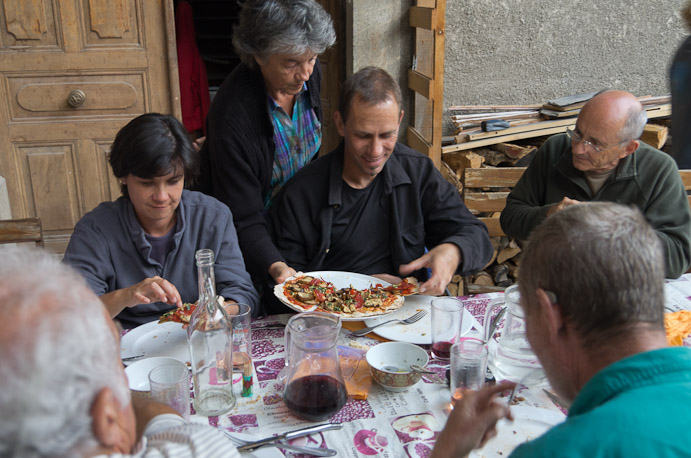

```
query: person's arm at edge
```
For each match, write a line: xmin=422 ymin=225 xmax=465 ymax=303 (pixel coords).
xmin=431 ymin=383 xmax=514 ymax=458
xmin=500 ymin=138 xmax=559 ymax=240
xmin=644 ymin=160 xmax=691 ymax=278
xmin=213 ymin=208 xmax=260 ymax=312
xmin=131 ymin=394 xmax=180 ymax=443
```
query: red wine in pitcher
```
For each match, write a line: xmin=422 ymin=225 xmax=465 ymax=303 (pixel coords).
xmin=284 ymin=375 xmax=347 ymax=421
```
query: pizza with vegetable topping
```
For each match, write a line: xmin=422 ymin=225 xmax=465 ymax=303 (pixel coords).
xmin=158 ymin=302 xmax=197 ymax=324
xmin=274 ymin=272 xmax=419 ymax=318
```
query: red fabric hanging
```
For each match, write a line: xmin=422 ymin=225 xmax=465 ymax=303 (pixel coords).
xmin=175 ymin=0 xmax=210 ymax=134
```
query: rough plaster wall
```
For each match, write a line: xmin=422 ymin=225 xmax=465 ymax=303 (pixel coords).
xmin=444 ymin=0 xmax=689 ymax=134
xmin=349 ymin=0 xmax=413 ymax=136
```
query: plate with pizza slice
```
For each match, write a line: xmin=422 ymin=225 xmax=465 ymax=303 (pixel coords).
xmin=274 ymin=271 xmax=419 ymax=321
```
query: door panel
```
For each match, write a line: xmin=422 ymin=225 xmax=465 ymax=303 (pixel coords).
xmin=0 ymin=0 xmax=179 ymax=254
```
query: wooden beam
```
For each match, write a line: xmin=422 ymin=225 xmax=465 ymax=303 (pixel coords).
xmin=462 ymin=167 xmax=527 ymax=188
xmin=407 ymin=125 xmax=433 ymax=158
xmin=680 ymin=170 xmax=691 ymax=190
xmin=409 ymin=6 xmax=434 ymax=29
xmin=408 ymin=69 xmax=433 ymax=100
xmin=467 ymin=118 xmax=576 ymax=141
xmin=464 ymin=191 xmax=510 ymax=213
xmin=479 ymin=217 xmax=504 ymax=237
xmin=443 ymin=126 xmax=569 ymax=153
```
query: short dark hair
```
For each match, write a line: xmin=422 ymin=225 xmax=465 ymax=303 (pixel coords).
xmin=109 ymin=113 xmax=198 ymax=199
xmin=518 ymin=202 xmax=665 ymax=350
xmin=339 ymin=66 xmax=402 ymax=122
xmin=233 ymin=0 xmax=335 ymax=66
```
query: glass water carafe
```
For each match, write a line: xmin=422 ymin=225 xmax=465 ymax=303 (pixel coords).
xmin=187 ymin=249 xmax=236 ymax=416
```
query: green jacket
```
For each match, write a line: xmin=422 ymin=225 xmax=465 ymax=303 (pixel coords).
xmin=510 ymin=347 xmax=691 ymax=458
xmin=500 ymin=133 xmax=691 ymax=278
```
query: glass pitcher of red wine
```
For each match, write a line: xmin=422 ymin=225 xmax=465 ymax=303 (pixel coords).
xmin=283 ymin=312 xmax=347 ymax=421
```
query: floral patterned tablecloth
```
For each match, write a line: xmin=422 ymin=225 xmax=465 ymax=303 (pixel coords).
xmin=170 ymin=274 xmax=691 ymax=457
xmin=189 ymin=292 xmax=570 ymax=458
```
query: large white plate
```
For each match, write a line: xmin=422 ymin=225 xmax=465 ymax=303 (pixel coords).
xmin=470 ymin=406 xmax=565 ymax=457
xmin=275 ymin=271 xmax=398 ymax=321
xmin=362 ymin=295 xmax=473 ymax=344
xmin=120 ymin=321 xmax=190 ymax=366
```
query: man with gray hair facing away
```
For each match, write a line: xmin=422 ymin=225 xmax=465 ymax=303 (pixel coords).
xmin=0 ymin=246 xmax=239 ymax=457
xmin=432 ymin=202 xmax=691 ymax=458
xmin=500 ymin=90 xmax=691 ymax=278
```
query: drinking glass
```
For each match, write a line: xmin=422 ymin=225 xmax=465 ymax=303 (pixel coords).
xmin=148 ymin=361 xmax=191 ymax=421
xmin=450 ymin=338 xmax=488 ymax=404
xmin=431 ymin=297 xmax=464 ymax=360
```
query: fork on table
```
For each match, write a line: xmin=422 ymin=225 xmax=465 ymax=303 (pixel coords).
xmin=223 ymin=431 xmax=337 ymax=456
xmin=350 ymin=309 xmax=428 ymax=337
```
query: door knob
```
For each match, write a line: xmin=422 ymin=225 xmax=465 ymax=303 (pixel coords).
xmin=67 ymin=89 xmax=86 ymax=107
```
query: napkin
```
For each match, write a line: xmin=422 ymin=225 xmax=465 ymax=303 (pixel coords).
xmin=338 ymin=345 xmax=372 ymax=400
xmin=664 ymin=311 xmax=691 ymax=346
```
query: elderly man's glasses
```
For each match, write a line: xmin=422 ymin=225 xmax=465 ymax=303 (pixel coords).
xmin=566 ymin=127 xmax=629 ymax=154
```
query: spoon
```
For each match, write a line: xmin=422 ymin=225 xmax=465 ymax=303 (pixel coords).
xmin=381 ymin=364 xmax=435 ymax=374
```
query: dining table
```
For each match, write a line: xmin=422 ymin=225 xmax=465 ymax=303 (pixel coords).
xmin=122 ymin=273 xmax=691 ymax=457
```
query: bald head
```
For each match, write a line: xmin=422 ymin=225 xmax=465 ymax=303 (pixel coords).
xmin=579 ymin=91 xmax=647 ymax=143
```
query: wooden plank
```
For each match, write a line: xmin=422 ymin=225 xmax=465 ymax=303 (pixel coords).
xmin=680 ymin=170 xmax=691 ymax=190
xmin=464 ymin=191 xmax=509 ymax=213
xmin=408 ymin=69 xmax=433 ymax=100
xmin=407 ymin=125 xmax=433 ymax=156
xmin=544 ymin=92 xmax=596 ymax=108
xmin=451 ymin=110 xmax=539 ymax=121
xmin=443 ymin=126 xmax=568 ymax=153
xmin=467 ymin=118 xmax=576 ymax=141
xmin=449 ymin=104 xmax=542 ymax=111
xmin=462 ymin=167 xmax=526 ymax=188
xmin=479 ymin=217 xmax=504 ymax=237
xmin=540 ymin=108 xmax=581 ymax=118
xmin=409 ymin=6 xmax=434 ymax=29
xmin=646 ymin=104 xmax=672 ymax=119
xmin=0 ymin=217 xmax=43 ymax=246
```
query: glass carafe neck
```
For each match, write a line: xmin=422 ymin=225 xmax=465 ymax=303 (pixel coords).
xmin=196 ymin=249 xmax=216 ymax=305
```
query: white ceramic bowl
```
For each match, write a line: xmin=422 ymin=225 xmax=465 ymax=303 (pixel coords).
xmin=125 ymin=356 xmax=182 ymax=393
xmin=366 ymin=342 xmax=430 ymax=392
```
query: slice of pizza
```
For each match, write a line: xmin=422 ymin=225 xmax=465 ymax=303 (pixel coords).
xmin=381 ymin=277 xmax=420 ymax=296
xmin=158 ymin=302 xmax=197 ymax=324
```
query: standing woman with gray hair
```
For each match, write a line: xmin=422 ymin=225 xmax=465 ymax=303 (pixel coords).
xmin=196 ymin=0 xmax=335 ymax=294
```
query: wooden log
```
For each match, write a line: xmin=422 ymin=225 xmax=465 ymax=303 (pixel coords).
xmin=447 ymin=282 xmax=459 ymax=297
xmin=482 ymin=249 xmax=499 ymax=270
xmin=491 ymin=142 xmax=537 ymax=160
xmin=443 ymin=150 xmax=485 ymax=174
xmin=640 ymin=123 xmax=668 ymax=150
xmin=472 ymin=271 xmax=494 ymax=286
xmin=497 ymin=239 xmax=522 ymax=264
xmin=441 ymin=160 xmax=461 ymax=192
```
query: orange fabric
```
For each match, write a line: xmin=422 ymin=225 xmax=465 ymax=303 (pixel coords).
xmin=338 ymin=346 xmax=372 ymax=400
xmin=665 ymin=311 xmax=691 ymax=346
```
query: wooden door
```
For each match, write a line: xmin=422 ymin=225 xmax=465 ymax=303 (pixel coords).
xmin=0 ymin=0 xmax=180 ymax=254
xmin=316 ymin=0 xmax=345 ymax=155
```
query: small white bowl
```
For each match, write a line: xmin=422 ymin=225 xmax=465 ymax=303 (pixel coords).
xmin=366 ymin=342 xmax=430 ymax=392
xmin=125 ymin=356 xmax=182 ymax=393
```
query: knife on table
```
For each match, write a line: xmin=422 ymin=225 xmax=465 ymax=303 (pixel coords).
xmin=236 ymin=423 xmax=343 ymax=451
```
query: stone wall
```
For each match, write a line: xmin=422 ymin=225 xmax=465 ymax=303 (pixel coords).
xmin=444 ymin=0 xmax=689 ymax=134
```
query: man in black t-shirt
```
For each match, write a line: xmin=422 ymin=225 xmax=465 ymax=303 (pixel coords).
xmin=268 ymin=67 xmax=492 ymax=305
